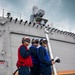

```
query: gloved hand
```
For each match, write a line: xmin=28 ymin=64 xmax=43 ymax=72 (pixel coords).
xmin=54 ymin=57 xmax=60 ymax=63
xmin=51 ymin=59 xmax=54 ymax=61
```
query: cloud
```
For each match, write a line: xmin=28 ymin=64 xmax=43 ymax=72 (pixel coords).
xmin=61 ymin=0 xmax=75 ymax=22
xmin=53 ymin=18 xmax=75 ymax=33
xmin=0 ymin=0 xmax=75 ymax=33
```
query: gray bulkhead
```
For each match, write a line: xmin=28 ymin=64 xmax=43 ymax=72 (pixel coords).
xmin=0 ymin=17 xmax=75 ymax=75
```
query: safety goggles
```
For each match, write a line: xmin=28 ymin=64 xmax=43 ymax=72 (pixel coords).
xmin=43 ymin=40 xmax=48 ymax=44
xmin=24 ymin=39 xmax=30 ymax=43
xmin=32 ymin=38 xmax=39 ymax=44
xmin=34 ymin=41 xmax=39 ymax=44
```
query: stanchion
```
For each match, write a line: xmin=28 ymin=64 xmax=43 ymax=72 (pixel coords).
xmin=44 ymin=28 xmax=57 ymax=75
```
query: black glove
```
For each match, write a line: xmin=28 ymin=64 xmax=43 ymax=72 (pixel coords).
xmin=54 ymin=57 xmax=60 ymax=63
xmin=51 ymin=59 xmax=54 ymax=61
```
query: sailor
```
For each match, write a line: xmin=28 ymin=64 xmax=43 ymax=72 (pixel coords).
xmin=37 ymin=38 xmax=55 ymax=75
xmin=16 ymin=36 xmax=33 ymax=75
xmin=29 ymin=38 xmax=40 ymax=75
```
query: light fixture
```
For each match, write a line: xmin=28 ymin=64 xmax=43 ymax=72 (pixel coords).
xmin=36 ymin=24 xmax=39 ymax=28
xmin=9 ymin=17 xmax=12 ymax=22
xmin=19 ymin=19 xmax=23 ymax=24
xmin=24 ymin=21 xmax=28 ymax=25
xmin=54 ymin=29 xmax=58 ymax=32
xmin=57 ymin=30 xmax=60 ymax=33
xmin=28 ymin=22 xmax=31 ymax=26
xmin=33 ymin=23 xmax=35 ymax=27
xmin=15 ymin=18 xmax=18 ymax=23
xmin=47 ymin=27 xmax=51 ymax=30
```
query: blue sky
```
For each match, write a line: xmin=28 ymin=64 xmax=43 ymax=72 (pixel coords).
xmin=0 ymin=0 xmax=75 ymax=32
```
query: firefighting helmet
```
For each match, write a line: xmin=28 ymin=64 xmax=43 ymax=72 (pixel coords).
xmin=22 ymin=36 xmax=30 ymax=44
xmin=40 ymin=38 xmax=48 ymax=45
xmin=32 ymin=38 xmax=39 ymax=44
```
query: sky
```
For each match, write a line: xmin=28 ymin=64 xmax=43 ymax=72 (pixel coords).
xmin=0 ymin=0 xmax=75 ymax=33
